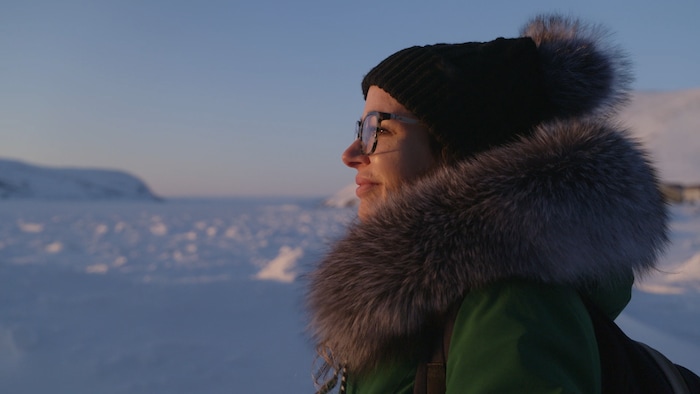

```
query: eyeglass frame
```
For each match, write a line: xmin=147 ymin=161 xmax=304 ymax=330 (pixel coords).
xmin=355 ymin=111 xmax=420 ymax=155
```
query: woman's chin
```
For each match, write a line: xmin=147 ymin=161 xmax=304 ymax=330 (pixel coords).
xmin=357 ymin=199 xmax=375 ymax=222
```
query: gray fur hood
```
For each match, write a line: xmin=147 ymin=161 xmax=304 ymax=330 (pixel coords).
xmin=306 ymin=15 xmax=669 ymax=374
xmin=307 ymin=119 xmax=668 ymax=373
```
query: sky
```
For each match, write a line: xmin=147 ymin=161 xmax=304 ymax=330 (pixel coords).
xmin=1 ymin=0 xmax=699 ymax=198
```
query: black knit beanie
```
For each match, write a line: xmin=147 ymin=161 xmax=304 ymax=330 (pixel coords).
xmin=361 ymin=14 xmax=632 ymax=161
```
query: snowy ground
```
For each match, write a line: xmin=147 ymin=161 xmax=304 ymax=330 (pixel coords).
xmin=0 ymin=198 xmax=698 ymax=393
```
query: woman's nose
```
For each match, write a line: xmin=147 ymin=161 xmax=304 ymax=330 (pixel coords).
xmin=342 ymin=139 xmax=368 ymax=168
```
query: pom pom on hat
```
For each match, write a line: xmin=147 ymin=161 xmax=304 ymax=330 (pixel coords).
xmin=522 ymin=14 xmax=633 ymax=119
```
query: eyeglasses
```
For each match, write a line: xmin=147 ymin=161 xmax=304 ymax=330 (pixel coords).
xmin=355 ymin=111 xmax=420 ymax=155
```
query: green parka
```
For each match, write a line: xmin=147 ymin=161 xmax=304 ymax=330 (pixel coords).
xmin=345 ymin=279 xmax=633 ymax=393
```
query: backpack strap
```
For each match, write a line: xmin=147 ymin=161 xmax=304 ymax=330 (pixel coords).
xmin=581 ymin=295 xmax=696 ymax=394
xmin=413 ymin=311 xmax=456 ymax=394
xmin=636 ymin=342 xmax=691 ymax=394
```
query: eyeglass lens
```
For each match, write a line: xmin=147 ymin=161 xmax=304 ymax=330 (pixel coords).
xmin=357 ymin=113 xmax=378 ymax=155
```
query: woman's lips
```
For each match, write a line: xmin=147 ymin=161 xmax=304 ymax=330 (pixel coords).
xmin=355 ymin=177 xmax=378 ymax=198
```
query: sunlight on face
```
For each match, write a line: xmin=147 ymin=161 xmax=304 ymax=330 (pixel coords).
xmin=342 ymin=86 xmax=437 ymax=221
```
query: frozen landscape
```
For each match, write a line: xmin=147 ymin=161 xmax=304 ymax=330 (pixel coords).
xmin=1 ymin=89 xmax=700 ymax=393
xmin=0 ymin=198 xmax=354 ymax=393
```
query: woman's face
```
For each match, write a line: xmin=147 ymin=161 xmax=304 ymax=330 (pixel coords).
xmin=342 ymin=86 xmax=437 ymax=221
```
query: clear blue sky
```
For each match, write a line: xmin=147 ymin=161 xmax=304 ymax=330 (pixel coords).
xmin=2 ymin=0 xmax=699 ymax=197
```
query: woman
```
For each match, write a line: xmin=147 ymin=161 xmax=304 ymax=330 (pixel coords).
xmin=307 ymin=15 xmax=668 ymax=393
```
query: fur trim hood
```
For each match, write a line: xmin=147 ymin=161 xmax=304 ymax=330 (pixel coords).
xmin=306 ymin=15 xmax=669 ymax=375
xmin=307 ymin=119 xmax=668 ymax=373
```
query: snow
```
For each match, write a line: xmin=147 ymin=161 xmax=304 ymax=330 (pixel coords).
xmin=1 ymin=89 xmax=700 ymax=392
xmin=618 ymin=89 xmax=700 ymax=184
xmin=0 ymin=198 xmax=353 ymax=393
xmin=0 ymin=199 xmax=700 ymax=394
xmin=254 ymin=246 xmax=304 ymax=283
xmin=0 ymin=198 xmax=698 ymax=393
xmin=322 ymin=184 xmax=359 ymax=208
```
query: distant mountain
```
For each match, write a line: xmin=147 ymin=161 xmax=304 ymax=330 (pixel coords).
xmin=325 ymin=88 xmax=700 ymax=208
xmin=0 ymin=159 xmax=161 ymax=201
xmin=322 ymin=184 xmax=358 ymax=208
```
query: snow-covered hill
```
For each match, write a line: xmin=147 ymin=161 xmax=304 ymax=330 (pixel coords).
xmin=322 ymin=183 xmax=359 ymax=208
xmin=0 ymin=159 xmax=160 ymax=201
xmin=620 ymin=88 xmax=700 ymax=185
xmin=326 ymin=88 xmax=700 ymax=208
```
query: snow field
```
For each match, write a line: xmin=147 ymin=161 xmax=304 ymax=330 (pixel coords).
xmin=0 ymin=198 xmax=698 ymax=394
